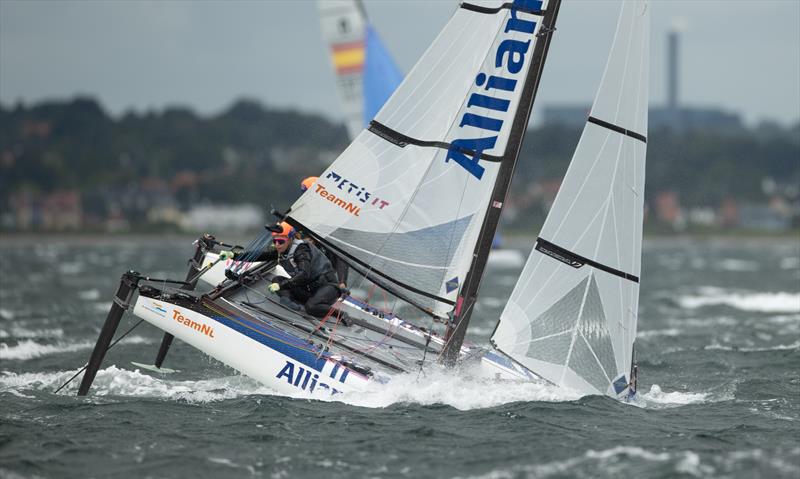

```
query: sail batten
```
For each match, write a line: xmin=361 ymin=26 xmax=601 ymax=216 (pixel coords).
xmin=367 ymin=121 xmax=505 ymax=163
xmin=492 ymin=0 xmax=649 ymax=397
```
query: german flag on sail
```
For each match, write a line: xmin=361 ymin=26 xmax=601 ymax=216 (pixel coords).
xmin=331 ymin=40 xmax=365 ymax=74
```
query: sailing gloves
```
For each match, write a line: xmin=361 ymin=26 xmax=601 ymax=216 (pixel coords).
xmin=268 ymin=283 xmax=281 ymax=293
xmin=218 ymin=250 xmax=235 ymax=261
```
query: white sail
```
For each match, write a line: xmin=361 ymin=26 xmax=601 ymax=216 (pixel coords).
xmin=291 ymin=1 xmax=555 ymax=316
xmin=318 ymin=0 xmax=368 ymax=140
xmin=492 ymin=1 xmax=649 ymax=396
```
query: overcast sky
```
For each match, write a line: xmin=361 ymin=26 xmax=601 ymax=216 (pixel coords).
xmin=1 ymin=0 xmax=798 ymax=126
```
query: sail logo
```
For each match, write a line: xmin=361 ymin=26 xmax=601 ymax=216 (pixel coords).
xmin=445 ymin=276 xmax=459 ymax=294
xmin=172 ymin=309 xmax=215 ymax=338
xmin=314 ymin=170 xmax=391 ymax=216
xmin=446 ymin=0 xmax=541 ymax=180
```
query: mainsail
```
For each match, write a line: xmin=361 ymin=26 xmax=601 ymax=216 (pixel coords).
xmin=491 ymin=1 xmax=650 ymax=396
xmin=291 ymin=0 xmax=560 ymax=318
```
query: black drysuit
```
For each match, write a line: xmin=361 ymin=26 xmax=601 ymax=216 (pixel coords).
xmin=237 ymin=241 xmax=340 ymax=318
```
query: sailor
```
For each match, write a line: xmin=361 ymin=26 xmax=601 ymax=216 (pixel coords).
xmin=300 ymin=176 xmax=349 ymax=291
xmin=219 ymin=222 xmax=344 ymax=319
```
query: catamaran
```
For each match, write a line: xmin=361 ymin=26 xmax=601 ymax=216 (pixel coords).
xmin=76 ymin=0 xmax=649 ymax=401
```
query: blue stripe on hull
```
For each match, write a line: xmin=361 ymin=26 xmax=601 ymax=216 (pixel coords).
xmin=209 ymin=311 xmax=327 ymax=372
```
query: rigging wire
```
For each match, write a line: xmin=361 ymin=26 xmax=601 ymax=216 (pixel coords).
xmin=54 ymin=318 xmax=145 ymax=394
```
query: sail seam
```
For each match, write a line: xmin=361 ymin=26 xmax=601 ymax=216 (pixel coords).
xmin=460 ymin=2 xmax=544 ymax=16
xmin=368 ymin=120 xmax=504 ymax=162
xmin=587 ymin=116 xmax=646 ymax=143
xmin=535 ymin=237 xmax=640 ymax=283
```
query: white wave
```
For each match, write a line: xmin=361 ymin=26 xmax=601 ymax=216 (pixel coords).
xmin=58 ymin=262 xmax=85 ymax=275
xmin=637 ymin=328 xmax=682 ymax=339
xmin=0 ymin=366 xmax=277 ymax=402
xmin=768 ymin=314 xmax=800 ymax=324
xmin=88 ymin=368 xmax=278 ymax=402
xmin=0 ymin=339 xmax=93 ymax=360
xmin=780 ymin=257 xmax=800 ymax=270
xmin=461 ymin=446 xmax=714 ymax=478
xmin=121 ymin=335 xmax=154 ymax=345
xmin=92 ymin=303 xmax=111 ymax=313
xmin=636 ymin=384 xmax=712 ymax=408
xmin=672 ymin=316 xmax=737 ymax=328
xmin=0 ymin=370 xmax=71 ymax=390
xmin=678 ymin=289 xmax=800 ymax=313
xmin=0 ymin=308 xmax=15 ymax=320
xmin=78 ymin=289 xmax=101 ymax=301
xmin=704 ymin=340 xmax=800 ymax=352
xmin=332 ymin=367 xmax=584 ymax=410
xmin=479 ymin=297 xmax=505 ymax=308
xmin=0 ymin=327 xmax=64 ymax=339
xmin=717 ymin=258 xmax=759 ymax=272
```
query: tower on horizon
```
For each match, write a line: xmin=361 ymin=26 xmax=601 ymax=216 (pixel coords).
xmin=667 ymin=29 xmax=679 ymax=114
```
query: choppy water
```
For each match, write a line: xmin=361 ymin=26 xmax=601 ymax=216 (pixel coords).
xmin=1 ymin=235 xmax=798 ymax=478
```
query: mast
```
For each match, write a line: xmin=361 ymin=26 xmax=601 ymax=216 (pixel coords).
xmin=442 ymin=0 xmax=562 ymax=364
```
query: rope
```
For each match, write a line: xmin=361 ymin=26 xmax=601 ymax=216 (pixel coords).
xmin=54 ymin=318 xmax=145 ymax=394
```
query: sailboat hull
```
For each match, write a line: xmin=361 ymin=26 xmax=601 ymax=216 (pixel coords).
xmin=133 ymin=295 xmax=371 ymax=396
xmin=131 ymin=289 xmax=539 ymax=397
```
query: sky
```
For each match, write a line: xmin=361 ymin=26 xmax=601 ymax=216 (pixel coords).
xmin=1 ymin=0 xmax=799 ymax=127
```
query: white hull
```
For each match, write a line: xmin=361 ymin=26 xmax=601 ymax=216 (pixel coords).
xmin=132 ymin=293 xmax=539 ymax=398
xmin=134 ymin=296 xmax=371 ymax=396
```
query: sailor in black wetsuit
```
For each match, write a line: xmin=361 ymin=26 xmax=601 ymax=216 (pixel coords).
xmin=219 ymin=222 xmax=343 ymax=318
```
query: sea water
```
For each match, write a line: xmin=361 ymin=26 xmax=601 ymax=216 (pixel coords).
xmin=1 ymin=235 xmax=798 ymax=478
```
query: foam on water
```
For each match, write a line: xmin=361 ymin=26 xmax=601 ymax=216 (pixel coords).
xmin=780 ymin=257 xmax=800 ymax=270
xmin=678 ymin=288 xmax=800 ymax=313
xmin=636 ymin=384 xmax=714 ymax=408
xmin=636 ymin=328 xmax=682 ymax=339
xmin=717 ymin=258 xmax=759 ymax=272
xmin=0 ymin=326 xmax=64 ymax=339
xmin=0 ymin=363 xmax=584 ymax=409
xmin=704 ymin=340 xmax=800 ymax=352
xmin=467 ymin=447 xmax=800 ymax=479
xmin=332 ymin=367 xmax=584 ymax=410
xmin=0 ymin=339 xmax=94 ymax=361
xmin=0 ymin=366 xmax=277 ymax=403
xmin=78 ymin=289 xmax=101 ymax=301
xmin=462 ymin=446 xmax=714 ymax=478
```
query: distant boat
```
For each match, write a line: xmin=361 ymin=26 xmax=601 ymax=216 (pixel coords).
xmin=78 ymin=0 xmax=648 ymax=401
xmin=317 ymin=0 xmax=523 ymax=269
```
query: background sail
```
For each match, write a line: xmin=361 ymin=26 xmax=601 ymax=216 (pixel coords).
xmin=318 ymin=0 xmax=367 ymax=140
xmin=363 ymin=24 xmax=403 ymax=129
xmin=293 ymin=1 xmax=552 ymax=316
xmin=318 ymin=0 xmax=403 ymax=140
xmin=492 ymin=1 xmax=649 ymax=395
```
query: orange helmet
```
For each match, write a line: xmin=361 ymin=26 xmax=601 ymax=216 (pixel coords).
xmin=300 ymin=176 xmax=318 ymax=192
xmin=271 ymin=221 xmax=295 ymax=240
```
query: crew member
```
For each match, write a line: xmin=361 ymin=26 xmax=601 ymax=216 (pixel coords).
xmin=219 ymin=222 xmax=343 ymax=319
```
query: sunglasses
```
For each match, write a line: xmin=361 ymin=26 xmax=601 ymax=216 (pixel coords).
xmin=273 ymin=237 xmax=289 ymax=245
